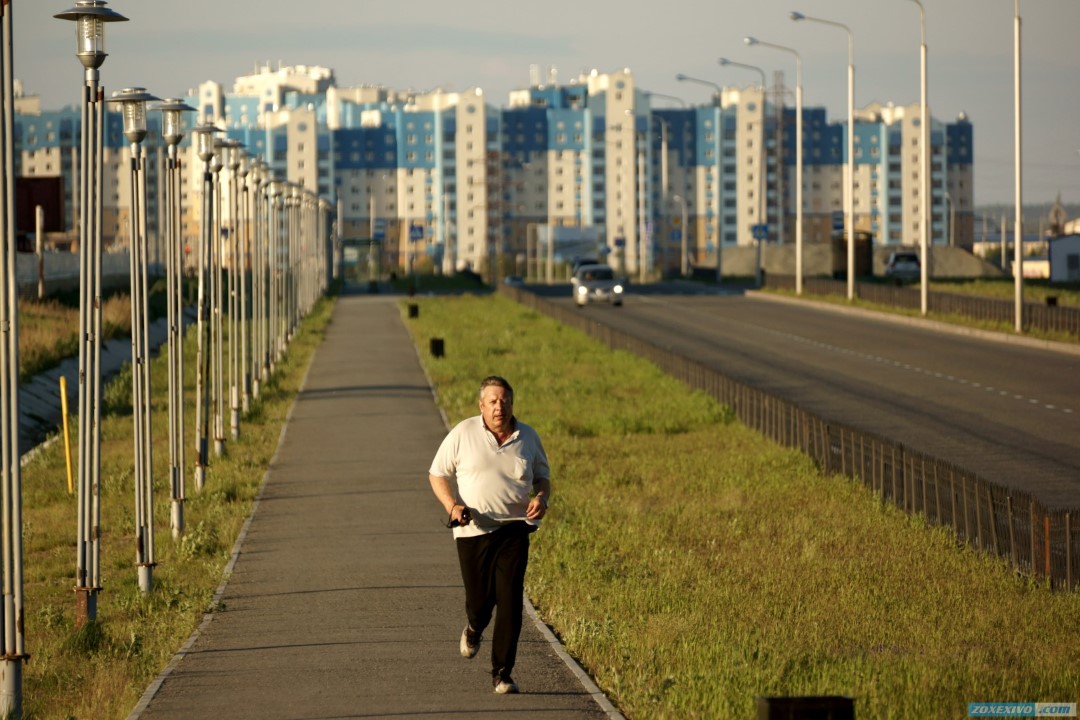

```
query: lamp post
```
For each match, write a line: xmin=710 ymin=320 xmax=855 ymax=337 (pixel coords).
xmin=107 ymin=87 xmax=159 ymax=594
xmin=55 ymin=0 xmax=128 ymax=630
xmin=216 ymin=138 xmax=244 ymax=442
xmin=793 ymin=10 xmax=856 ymax=301
xmin=209 ymin=142 xmax=226 ymax=457
xmin=189 ymin=123 xmax=221 ymax=492
xmin=676 ymin=73 xmax=723 ymax=284
xmin=155 ymin=98 xmax=194 ymax=539
xmin=236 ymin=149 xmax=252 ymax=414
xmin=0 ymin=1 xmax=27 ymax=712
xmin=746 ymin=37 xmax=804 ymax=295
xmin=719 ymin=57 xmax=767 ymax=287
xmin=905 ymin=0 xmax=930 ymax=315
xmin=1013 ymin=0 xmax=1023 ymax=333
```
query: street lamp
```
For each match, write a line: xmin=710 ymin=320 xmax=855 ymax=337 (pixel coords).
xmin=793 ymin=10 xmax=856 ymax=301
xmin=1012 ymin=0 xmax=1023 ymax=333
xmin=216 ymin=138 xmax=245 ymax=443
xmin=107 ymin=86 xmax=160 ymax=594
xmin=905 ymin=0 xmax=930 ymax=315
xmin=676 ymin=73 xmax=723 ymax=284
xmin=0 ymin=3 xmax=27 ymax=713
xmin=719 ymin=57 xmax=767 ymax=287
xmin=189 ymin=123 xmax=221 ymax=492
xmin=746 ymin=36 xmax=804 ymax=295
xmin=55 ymin=0 xmax=128 ymax=630
xmin=154 ymin=97 xmax=194 ymax=540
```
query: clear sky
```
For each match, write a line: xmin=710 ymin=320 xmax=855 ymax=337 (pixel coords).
xmin=17 ymin=0 xmax=1080 ymax=208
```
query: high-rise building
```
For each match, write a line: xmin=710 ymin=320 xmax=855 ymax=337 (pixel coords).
xmin=14 ymin=63 xmax=974 ymax=280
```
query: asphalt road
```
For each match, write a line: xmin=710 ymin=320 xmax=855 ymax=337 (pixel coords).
xmin=542 ymin=284 xmax=1080 ymax=511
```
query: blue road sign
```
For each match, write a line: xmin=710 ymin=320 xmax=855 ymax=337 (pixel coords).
xmin=832 ymin=211 xmax=844 ymax=231
xmin=409 ymin=224 xmax=423 ymax=241
xmin=752 ymin=223 xmax=768 ymax=241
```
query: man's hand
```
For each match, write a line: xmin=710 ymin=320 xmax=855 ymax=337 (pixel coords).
xmin=526 ymin=495 xmax=548 ymax=520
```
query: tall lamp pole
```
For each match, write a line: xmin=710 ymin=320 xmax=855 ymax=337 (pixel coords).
xmin=107 ymin=87 xmax=160 ymax=594
xmin=719 ymin=57 xmax=767 ymax=287
xmin=190 ymin=124 xmax=221 ymax=492
xmin=906 ymin=0 xmax=930 ymax=316
xmin=793 ymin=11 xmax=856 ymax=301
xmin=0 ymin=1 xmax=28 ymax=713
xmin=1013 ymin=0 xmax=1023 ymax=333
xmin=54 ymin=0 xmax=128 ymax=629
xmin=676 ymin=73 xmax=724 ymax=285
xmin=155 ymin=98 xmax=194 ymax=539
xmin=746 ymin=37 xmax=803 ymax=295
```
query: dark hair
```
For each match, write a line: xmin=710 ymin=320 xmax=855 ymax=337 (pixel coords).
xmin=478 ymin=375 xmax=514 ymax=403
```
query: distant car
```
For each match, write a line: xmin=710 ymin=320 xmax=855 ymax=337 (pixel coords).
xmin=885 ymin=251 xmax=920 ymax=282
xmin=571 ymin=264 xmax=623 ymax=307
xmin=570 ymin=256 xmax=601 ymax=277
xmin=503 ymin=275 xmax=525 ymax=287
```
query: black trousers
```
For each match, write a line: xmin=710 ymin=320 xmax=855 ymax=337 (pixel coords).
xmin=456 ymin=522 xmax=531 ymax=676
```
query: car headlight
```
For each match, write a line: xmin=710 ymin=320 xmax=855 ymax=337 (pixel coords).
xmin=576 ymin=285 xmax=587 ymax=296
xmin=613 ymin=284 xmax=623 ymax=294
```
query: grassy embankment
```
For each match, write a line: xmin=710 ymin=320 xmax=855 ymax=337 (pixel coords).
xmin=17 ymin=295 xmax=131 ymax=383
xmin=16 ymin=289 xmax=336 ymax=720
xmin=404 ymin=292 xmax=1080 ymax=720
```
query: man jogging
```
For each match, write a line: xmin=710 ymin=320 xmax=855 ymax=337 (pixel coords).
xmin=427 ymin=375 xmax=551 ymax=694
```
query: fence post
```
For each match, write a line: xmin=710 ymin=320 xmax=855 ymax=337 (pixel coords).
xmin=962 ymin=475 xmax=970 ymax=545
xmin=1066 ymin=513 xmax=1073 ymax=591
xmin=1029 ymin=505 xmax=1037 ymax=579
xmin=975 ymin=483 xmax=983 ymax=551
xmin=1044 ymin=515 xmax=1051 ymax=583
xmin=988 ymin=489 xmax=999 ymax=556
xmin=933 ymin=463 xmax=941 ymax=525
xmin=1007 ymin=496 xmax=1017 ymax=566
xmin=921 ymin=457 xmax=928 ymax=519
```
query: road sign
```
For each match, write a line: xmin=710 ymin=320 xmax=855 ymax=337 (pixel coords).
xmin=832 ymin=211 xmax=844 ymax=231
xmin=752 ymin=223 xmax=769 ymax=241
xmin=409 ymin=224 xmax=423 ymax=241
xmin=614 ymin=236 xmax=625 ymax=248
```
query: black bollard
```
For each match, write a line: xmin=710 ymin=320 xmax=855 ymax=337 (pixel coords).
xmin=408 ymin=303 xmax=419 ymax=318
xmin=430 ymin=338 xmax=444 ymax=358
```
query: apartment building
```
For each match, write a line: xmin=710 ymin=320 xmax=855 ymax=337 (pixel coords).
xmin=14 ymin=63 xmax=974 ymax=280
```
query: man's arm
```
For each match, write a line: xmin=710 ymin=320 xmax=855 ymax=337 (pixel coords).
xmin=429 ymin=474 xmax=467 ymax=524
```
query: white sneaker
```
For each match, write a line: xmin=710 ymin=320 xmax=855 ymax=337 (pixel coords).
xmin=459 ymin=624 xmax=481 ymax=659
xmin=493 ymin=675 xmax=519 ymax=694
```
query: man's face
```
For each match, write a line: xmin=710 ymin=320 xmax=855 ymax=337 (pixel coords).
xmin=479 ymin=385 xmax=513 ymax=435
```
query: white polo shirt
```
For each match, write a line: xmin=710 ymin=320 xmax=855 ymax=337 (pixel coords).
xmin=429 ymin=415 xmax=550 ymax=539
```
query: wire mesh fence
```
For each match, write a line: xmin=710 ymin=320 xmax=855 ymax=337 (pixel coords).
xmin=500 ymin=284 xmax=1078 ymax=591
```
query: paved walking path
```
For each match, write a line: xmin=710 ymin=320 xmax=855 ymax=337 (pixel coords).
xmin=130 ymin=293 xmax=620 ymax=720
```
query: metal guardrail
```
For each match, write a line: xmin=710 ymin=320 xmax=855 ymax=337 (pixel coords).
xmin=765 ymin=274 xmax=1080 ymax=339
xmin=499 ymin=284 xmax=1078 ymax=591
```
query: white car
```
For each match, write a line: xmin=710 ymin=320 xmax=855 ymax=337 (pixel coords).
xmin=572 ymin=264 xmax=623 ymax=307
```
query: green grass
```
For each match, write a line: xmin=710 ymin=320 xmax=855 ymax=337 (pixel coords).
xmin=404 ymin=293 xmax=1080 ymax=720
xmin=18 ymin=288 xmax=336 ymax=720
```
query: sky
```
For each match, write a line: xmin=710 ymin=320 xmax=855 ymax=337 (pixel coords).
xmin=16 ymin=0 xmax=1080 ymax=208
